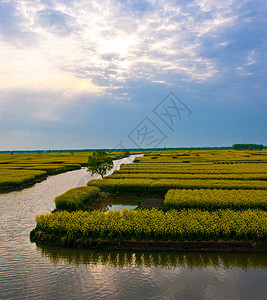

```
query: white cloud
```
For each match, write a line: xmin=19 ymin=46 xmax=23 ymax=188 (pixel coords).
xmin=0 ymin=0 xmax=243 ymax=93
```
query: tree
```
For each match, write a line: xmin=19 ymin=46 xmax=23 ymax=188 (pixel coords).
xmin=232 ymin=144 xmax=264 ymax=150
xmin=123 ymin=150 xmax=130 ymax=157
xmin=87 ymin=150 xmax=113 ymax=178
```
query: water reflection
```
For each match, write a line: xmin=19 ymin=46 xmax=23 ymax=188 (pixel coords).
xmin=106 ymin=204 xmax=137 ymax=211
xmin=105 ymin=198 xmax=139 ymax=211
xmin=37 ymin=244 xmax=267 ymax=270
xmin=103 ymin=192 xmax=141 ymax=211
xmin=0 ymin=155 xmax=145 ymax=300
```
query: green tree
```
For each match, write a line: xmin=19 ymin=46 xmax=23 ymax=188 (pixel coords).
xmin=232 ymin=144 xmax=264 ymax=150
xmin=123 ymin=150 xmax=130 ymax=157
xmin=87 ymin=150 xmax=113 ymax=178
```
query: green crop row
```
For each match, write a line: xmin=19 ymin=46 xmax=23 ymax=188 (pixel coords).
xmin=33 ymin=208 xmax=267 ymax=242
xmin=107 ymin=173 xmax=267 ymax=181
xmin=24 ymin=165 xmax=68 ymax=174
xmin=87 ymin=178 xmax=267 ymax=192
xmin=24 ymin=164 xmax=81 ymax=174
xmin=0 ymin=150 xmax=132 ymax=193
xmin=0 ymin=151 xmax=129 ymax=165
xmin=54 ymin=186 xmax=101 ymax=212
xmin=122 ymin=163 xmax=230 ymax=169
xmin=164 ymin=189 xmax=267 ymax=210
xmin=0 ymin=152 xmax=91 ymax=165
xmin=115 ymin=168 xmax=267 ymax=175
xmin=136 ymin=152 xmax=267 ymax=163
xmin=0 ymin=163 xmax=81 ymax=193
xmin=121 ymin=162 xmax=267 ymax=171
xmin=114 ymin=169 xmax=239 ymax=174
xmin=0 ymin=169 xmax=47 ymax=191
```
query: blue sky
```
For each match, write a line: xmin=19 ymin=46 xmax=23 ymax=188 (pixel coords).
xmin=0 ymin=0 xmax=266 ymax=150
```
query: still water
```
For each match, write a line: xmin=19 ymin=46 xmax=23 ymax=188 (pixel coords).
xmin=106 ymin=193 xmax=140 ymax=211
xmin=0 ymin=154 xmax=266 ymax=299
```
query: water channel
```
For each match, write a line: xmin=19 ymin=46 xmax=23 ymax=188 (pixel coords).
xmin=0 ymin=155 xmax=266 ymax=299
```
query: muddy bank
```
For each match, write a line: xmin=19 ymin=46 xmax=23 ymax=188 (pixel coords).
xmin=87 ymin=193 xmax=164 ymax=211
xmin=30 ymin=230 xmax=267 ymax=252
xmin=140 ymin=198 xmax=164 ymax=209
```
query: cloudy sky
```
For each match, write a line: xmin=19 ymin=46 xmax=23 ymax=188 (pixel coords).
xmin=0 ymin=0 xmax=266 ymax=150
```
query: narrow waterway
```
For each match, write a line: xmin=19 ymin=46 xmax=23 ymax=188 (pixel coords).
xmin=0 ymin=154 xmax=266 ymax=300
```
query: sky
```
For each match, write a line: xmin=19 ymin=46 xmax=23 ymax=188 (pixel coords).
xmin=0 ymin=0 xmax=266 ymax=150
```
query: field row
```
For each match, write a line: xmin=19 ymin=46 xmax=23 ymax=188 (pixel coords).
xmin=134 ymin=151 xmax=267 ymax=163
xmin=120 ymin=162 xmax=267 ymax=173
xmin=54 ymin=186 xmax=101 ymax=211
xmin=134 ymin=158 xmax=267 ymax=164
xmin=34 ymin=208 xmax=267 ymax=242
xmin=108 ymin=173 xmax=267 ymax=181
xmin=0 ymin=165 xmax=81 ymax=192
xmin=0 ymin=151 xmax=128 ymax=165
xmin=120 ymin=164 xmax=232 ymax=170
xmin=87 ymin=178 xmax=267 ymax=192
xmin=0 ymin=151 xmax=131 ymax=192
xmin=0 ymin=169 xmax=47 ymax=191
xmin=164 ymin=189 xmax=267 ymax=210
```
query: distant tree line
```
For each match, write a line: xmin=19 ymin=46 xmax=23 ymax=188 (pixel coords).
xmin=232 ymin=144 xmax=264 ymax=150
xmin=2 ymin=145 xmax=266 ymax=154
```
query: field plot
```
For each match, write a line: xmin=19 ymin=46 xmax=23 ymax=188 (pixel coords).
xmin=164 ymin=189 xmax=267 ymax=210
xmin=32 ymin=208 xmax=267 ymax=242
xmin=88 ymin=178 xmax=266 ymax=192
xmin=54 ymin=186 xmax=101 ymax=211
xmin=0 ymin=151 xmax=128 ymax=192
xmin=31 ymin=149 xmax=267 ymax=250
xmin=88 ymin=150 xmax=267 ymax=192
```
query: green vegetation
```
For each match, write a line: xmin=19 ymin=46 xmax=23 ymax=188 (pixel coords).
xmin=88 ymin=150 xmax=267 ymax=192
xmin=107 ymin=172 xmax=267 ymax=181
xmin=232 ymin=144 xmax=264 ymax=150
xmin=87 ymin=150 xmax=113 ymax=178
xmin=30 ymin=148 xmax=267 ymax=249
xmin=164 ymin=189 xmax=267 ymax=210
xmin=87 ymin=178 xmax=266 ymax=192
xmin=32 ymin=208 xmax=267 ymax=242
xmin=0 ymin=169 xmax=47 ymax=192
xmin=0 ymin=150 xmax=126 ymax=193
xmin=54 ymin=186 xmax=101 ymax=212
